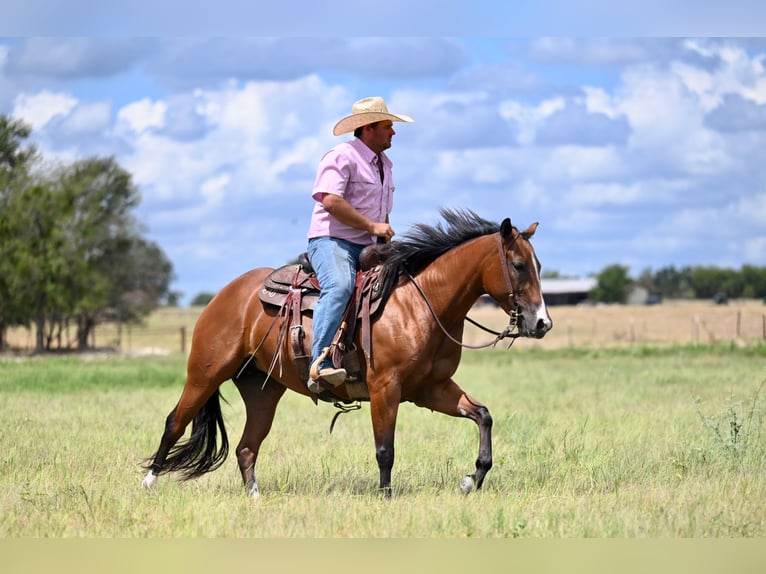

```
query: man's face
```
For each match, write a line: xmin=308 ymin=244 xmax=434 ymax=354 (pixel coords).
xmin=364 ymin=121 xmax=395 ymax=154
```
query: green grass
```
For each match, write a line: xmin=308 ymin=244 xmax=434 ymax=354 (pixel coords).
xmin=1 ymin=345 xmax=765 ymax=537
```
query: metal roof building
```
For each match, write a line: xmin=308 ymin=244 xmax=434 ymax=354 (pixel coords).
xmin=540 ymin=278 xmax=598 ymax=305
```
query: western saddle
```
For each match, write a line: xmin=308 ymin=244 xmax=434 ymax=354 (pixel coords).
xmin=256 ymin=244 xmax=393 ymax=400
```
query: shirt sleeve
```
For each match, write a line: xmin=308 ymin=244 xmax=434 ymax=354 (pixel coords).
xmin=312 ymin=149 xmax=352 ymax=202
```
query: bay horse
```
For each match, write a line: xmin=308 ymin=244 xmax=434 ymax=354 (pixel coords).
xmin=142 ymin=208 xmax=552 ymax=497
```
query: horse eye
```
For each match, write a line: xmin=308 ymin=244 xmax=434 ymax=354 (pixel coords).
xmin=512 ymin=261 xmax=526 ymax=272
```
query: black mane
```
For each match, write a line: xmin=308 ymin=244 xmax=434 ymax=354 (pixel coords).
xmin=379 ymin=209 xmax=499 ymax=300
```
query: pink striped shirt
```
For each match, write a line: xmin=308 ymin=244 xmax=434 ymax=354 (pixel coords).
xmin=307 ymin=138 xmax=394 ymax=245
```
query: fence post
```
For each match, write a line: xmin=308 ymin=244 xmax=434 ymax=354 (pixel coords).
xmin=692 ymin=314 xmax=700 ymax=344
xmin=736 ymin=309 xmax=741 ymax=338
xmin=180 ymin=326 xmax=186 ymax=354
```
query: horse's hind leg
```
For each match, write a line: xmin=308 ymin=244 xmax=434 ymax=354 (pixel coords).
xmin=412 ymin=379 xmax=493 ymax=492
xmin=232 ymin=371 xmax=286 ymax=499
xmin=142 ymin=375 xmax=223 ymax=489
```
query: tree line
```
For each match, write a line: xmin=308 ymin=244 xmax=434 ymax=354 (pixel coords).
xmin=587 ymin=263 xmax=766 ymax=304
xmin=0 ymin=114 xmax=174 ymax=352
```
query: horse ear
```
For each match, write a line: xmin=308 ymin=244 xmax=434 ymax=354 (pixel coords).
xmin=521 ymin=222 xmax=539 ymax=240
xmin=500 ymin=218 xmax=513 ymax=238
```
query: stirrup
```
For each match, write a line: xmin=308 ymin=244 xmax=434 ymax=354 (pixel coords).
xmin=309 ymin=348 xmax=347 ymax=387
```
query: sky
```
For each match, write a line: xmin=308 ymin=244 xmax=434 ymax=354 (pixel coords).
xmin=2 ymin=3 xmax=766 ymax=304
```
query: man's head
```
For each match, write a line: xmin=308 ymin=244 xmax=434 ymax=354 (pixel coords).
xmin=354 ymin=120 xmax=396 ymax=154
xmin=333 ymin=97 xmax=413 ymax=140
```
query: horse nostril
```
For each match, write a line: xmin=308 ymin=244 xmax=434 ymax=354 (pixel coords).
xmin=536 ymin=318 xmax=547 ymax=332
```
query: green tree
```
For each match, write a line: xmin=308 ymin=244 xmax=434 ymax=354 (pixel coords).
xmin=0 ymin=116 xmax=38 ymax=349
xmin=740 ymin=265 xmax=766 ymax=299
xmin=190 ymin=292 xmax=216 ymax=307
xmin=590 ymin=264 xmax=631 ymax=303
xmin=639 ymin=265 xmax=693 ymax=299
xmin=687 ymin=266 xmax=741 ymax=299
xmin=1 ymin=144 xmax=174 ymax=352
xmin=54 ymin=157 xmax=172 ymax=350
xmin=541 ymin=269 xmax=576 ymax=279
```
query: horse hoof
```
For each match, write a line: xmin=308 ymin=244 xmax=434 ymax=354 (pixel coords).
xmin=459 ymin=475 xmax=475 ymax=494
xmin=142 ymin=471 xmax=158 ymax=489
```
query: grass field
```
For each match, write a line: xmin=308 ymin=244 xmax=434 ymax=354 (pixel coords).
xmin=2 ymin=320 xmax=766 ymax=537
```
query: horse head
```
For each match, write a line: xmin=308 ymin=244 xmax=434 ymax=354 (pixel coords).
xmin=485 ymin=218 xmax=553 ymax=339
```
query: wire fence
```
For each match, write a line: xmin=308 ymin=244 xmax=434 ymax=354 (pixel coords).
xmin=464 ymin=300 xmax=766 ymax=350
xmin=4 ymin=301 xmax=766 ymax=355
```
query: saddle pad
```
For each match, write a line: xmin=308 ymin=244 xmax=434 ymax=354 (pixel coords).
xmin=258 ymin=263 xmax=386 ymax=318
xmin=263 ymin=264 xmax=318 ymax=294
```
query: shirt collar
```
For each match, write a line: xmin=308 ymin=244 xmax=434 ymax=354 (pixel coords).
xmin=350 ymin=137 xmax=387 ymax=166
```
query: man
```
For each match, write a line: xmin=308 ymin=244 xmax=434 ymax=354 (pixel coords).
xmin=306 ymin=96 xmax=414 ymax=393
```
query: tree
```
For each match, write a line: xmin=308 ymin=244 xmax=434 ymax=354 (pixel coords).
xmin=638 ymin=265 xmax=692 ymax=299
xmin=53 ymin=157 xmax=173 ymax=349
xmin=740 ymin=265 xmax=766 ymax=299
xmin=0 ymin=116 xmax=38 ymax=349
xmin=165 ymin=290 xmax=183 ymax=307
xmin=0 ymin=115 xmax=36 ymax=171
xmin=541 ymin=269 xmax=577 ymax=279
xmin=1 ymin=140 xmax=175 ymax=352
xmin=190 ymin=292 xmax=216 ymax=307
xmin=590 ymin=264 xmax=630 ymax=303
xmin=687 ymin=266 xmax=741 ymax=299
xmin=6 ymin=182 xmax=73 ymax=352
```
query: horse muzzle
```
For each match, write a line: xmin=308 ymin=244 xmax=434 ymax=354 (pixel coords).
xmin=518 ymin=310 xmax=553 ymax=339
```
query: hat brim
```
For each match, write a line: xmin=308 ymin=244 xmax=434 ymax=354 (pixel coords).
xmin=333 ymin=111 xmax=414 ymax=136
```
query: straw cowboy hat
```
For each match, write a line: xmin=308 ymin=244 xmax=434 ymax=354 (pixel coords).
xmin=333 ymin=96 xmax=414 ymax=136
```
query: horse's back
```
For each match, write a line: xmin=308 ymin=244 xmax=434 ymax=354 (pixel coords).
xmin=193 ymin=267 xmax=275 ymax=345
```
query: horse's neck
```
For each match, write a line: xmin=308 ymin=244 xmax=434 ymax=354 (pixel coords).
xmin=415 ymin=235 xmax=492 ymax=319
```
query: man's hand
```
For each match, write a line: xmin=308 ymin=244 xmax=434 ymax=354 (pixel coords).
xmin=370 ymin=222 xmax=395 ymax=242
xmin=321 ymin=193 xmax=395 ymax=241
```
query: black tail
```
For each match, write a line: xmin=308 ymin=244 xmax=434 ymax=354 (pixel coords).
xmin=150 ymin=390 xmax=230 ymax=480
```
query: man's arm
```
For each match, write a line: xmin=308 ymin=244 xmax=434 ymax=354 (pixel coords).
xmin=321 ymin=193 xmax=395 ymax=241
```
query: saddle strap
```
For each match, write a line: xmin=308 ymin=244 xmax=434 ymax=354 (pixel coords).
xmin=358 ymin=272 xmax=377 ymax=363
xmin=334 ymin=271 xmax=377 ymax=363
xmin=288 ymin=271 xmax=311 ymax=382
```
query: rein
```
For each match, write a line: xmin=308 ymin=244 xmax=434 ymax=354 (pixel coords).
xmin=404 ymin=231 xmax=523 ymax=350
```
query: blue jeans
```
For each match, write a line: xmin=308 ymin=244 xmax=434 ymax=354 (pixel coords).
xmin=307 ymin=237 xmax=365 ymax=369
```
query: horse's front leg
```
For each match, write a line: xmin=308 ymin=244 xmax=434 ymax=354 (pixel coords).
xmin=233 ymin=372 xmax=286 ymax=499
xmin=461 ymin=393 xmax=493 ymax=490
xmin=368 ymin=382 xmax=402 ymax=498
xmin=412 ymin=379 xmax=493 ymax=492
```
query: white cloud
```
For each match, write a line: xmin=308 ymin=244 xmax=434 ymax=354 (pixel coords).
xmin=200 ymin=173 xmax=229 ymax=205
xmin=730 ymin=192 xmax=766 ymax=226
xmin=4 ymin=37 xmax=766 ymax=302
xmin=58 ymin=101 xmax=112 ymax=135
xmin=117 ymin=98 xmax=167 ymax=134
xmin=567 ymin=182 xmax=643 ymax=206
xmin=499 ymin=97 xmax=565 ymax=145
xmin=12 ymin=90 xmax=77 ymax=129
xmin=744 ymin=236 xmax=766 ymax=261
xmin=582 ymin=86 xmax=619 ymax=118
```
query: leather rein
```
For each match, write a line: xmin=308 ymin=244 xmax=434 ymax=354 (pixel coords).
xmin=405 ymin=232 xmax=523 ymax=350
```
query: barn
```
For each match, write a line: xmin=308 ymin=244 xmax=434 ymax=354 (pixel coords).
xmin=540 ymin=278 xmax=598 ymax=306
xmin=475 ymin=277 xmax=598 ymax=307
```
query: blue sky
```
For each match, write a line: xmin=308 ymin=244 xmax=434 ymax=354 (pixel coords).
xmin=2 ymin=4 xmax=766 ymax=303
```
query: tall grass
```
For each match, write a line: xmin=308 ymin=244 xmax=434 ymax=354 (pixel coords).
xmin=1 ymin=345 xmax=765 ymax=537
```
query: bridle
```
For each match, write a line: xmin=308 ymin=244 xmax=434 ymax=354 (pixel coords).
xmin=405 ymin=230 xmax=524 ymax=350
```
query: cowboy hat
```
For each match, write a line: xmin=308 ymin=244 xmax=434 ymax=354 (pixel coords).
xmin=333 ymin=96 xmax=414 ymax=136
